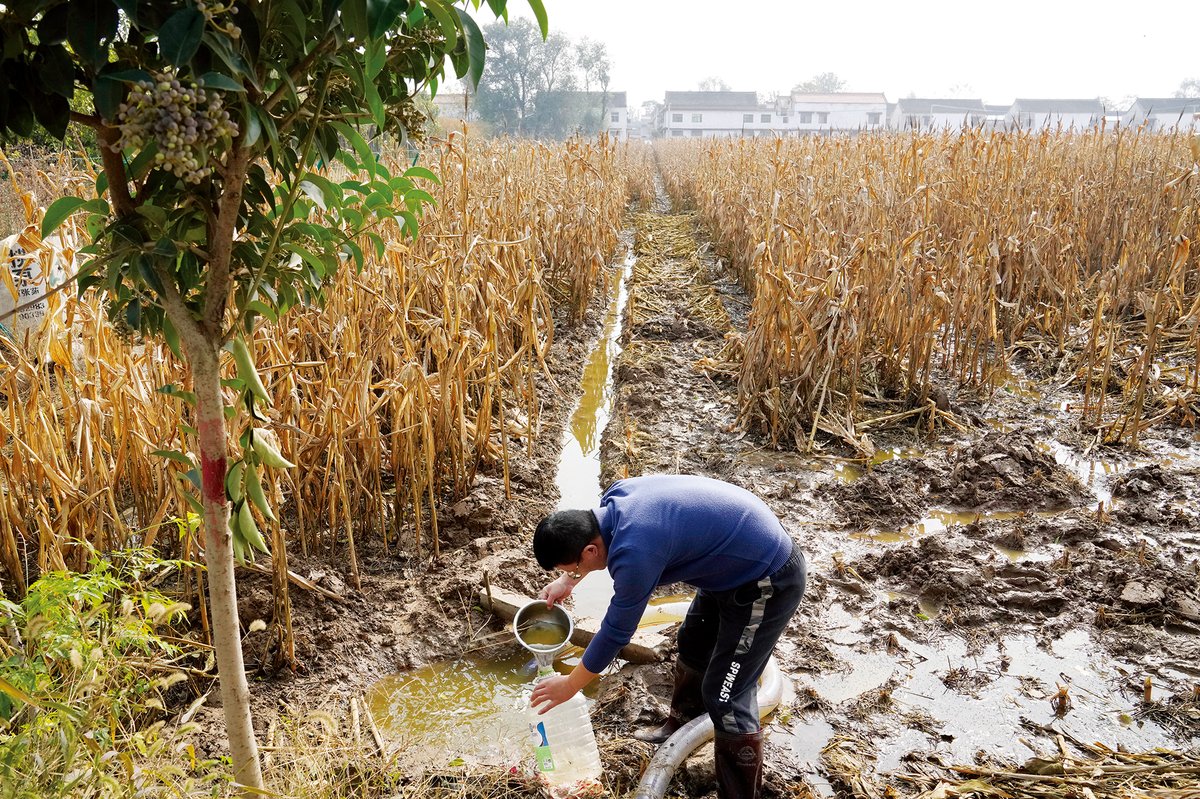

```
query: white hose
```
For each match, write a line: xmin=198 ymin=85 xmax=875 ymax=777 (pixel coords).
xmin=631 ymin=657 xmax=786 ymax=799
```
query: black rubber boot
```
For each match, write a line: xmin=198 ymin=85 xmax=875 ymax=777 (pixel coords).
xmin=632 ymin=660 xmax=706 ymax=743
xmin=713 ymin=729 xmax=764 ymax=799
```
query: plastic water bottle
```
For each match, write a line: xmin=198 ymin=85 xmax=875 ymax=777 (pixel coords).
xmin=528 ymin=669 xmax=603 ymax=787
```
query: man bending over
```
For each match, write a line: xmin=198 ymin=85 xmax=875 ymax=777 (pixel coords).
xmin=529 ymin=474 xmax=806 ymax=799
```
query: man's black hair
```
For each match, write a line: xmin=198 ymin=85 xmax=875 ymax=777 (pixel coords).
xmin=533 ymin=510 xmax=600 ymax=570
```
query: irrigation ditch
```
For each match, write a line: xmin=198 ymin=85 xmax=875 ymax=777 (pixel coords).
xmin=180 ymin=169 xmax=1200 ymax=798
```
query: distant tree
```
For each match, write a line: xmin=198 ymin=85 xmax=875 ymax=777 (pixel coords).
xmin=642 ymin=100 xmax=664 ymax=136
xmin=792 ymin=72 xmax=846 ymax=93
xmin=1176 ymin=78 xmax=1200 ymax=98
xmin=946 ymin=83 xmax=976 ymax=98
xmin=475 ymin=20 xmax=613 ymax=138
xmin=475 ymin=18 xmax=546 ymax=134
xmin=698 ymin=76 xmax=732 ymax=92
xmin=576 ymin=38 xmax=612 ymax=95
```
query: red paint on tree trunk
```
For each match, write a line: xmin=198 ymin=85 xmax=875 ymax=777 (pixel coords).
xmin=201 ymin=451 xmax=227 ymax=504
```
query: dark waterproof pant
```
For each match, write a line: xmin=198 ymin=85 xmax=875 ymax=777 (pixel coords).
xmin=676 ymin=545 xmax=806 ymax=734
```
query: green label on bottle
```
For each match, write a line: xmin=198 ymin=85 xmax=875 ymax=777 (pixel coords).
xmin=533 ymin=721 xmax=555 ymax=772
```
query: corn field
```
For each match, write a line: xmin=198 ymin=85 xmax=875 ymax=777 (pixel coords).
xmin=4 ymin=128 xmax=1199 ymax=605
xmin=0 ymin=136 xmax=633 ymax=604
xmin=658 ymin=130 xmax=1200 ymax=453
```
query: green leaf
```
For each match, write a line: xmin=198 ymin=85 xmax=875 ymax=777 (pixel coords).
xmin=157 ymin=384 xmax=197 ymax=405
xmin=33 ymin=93 xmax=70 ymax=140
xmin=163 ymin=317 xmax=182 ymax=359
xmin=183 ymin=468 xmax=202 ymax=491
xmin=525 ymin=0 xmax=548 ymax=38
xmin=197 ymin=72 xmax=245 ymax=92
xmin=399 ymin=210 xmax=419 ymax=238
xmin=158 ymin=8 xmax=206 ymax=67
xmin=135 ymin=205 xmax=169 ymax=228
xmin=243 ymin=105 xmax=263 ymax=149
xmin=181 ymin=492 xmax=203 ymax=514
xmin=340 ymin=0 xmax=369 ymax=40
xmin=454 ymin=7 xmax=486 ymax=88
xmin=0 ymin=675 xmax=43 ymax=711
xmin=101 ymin=68 xmax=155 ymax=84
xmin=300 ymin=172 xmax=344 ymax=208
xmin=37 ymin=45 xmax=75 ymax=98
xmin=331 ymin=121 xmax=379 ymax=177
xmin=403 ymin=165 xmax=441 ymax=184
xmin=152 ymin=449 xmax=196 ymax=468
xmin=246 ymin=300 xmax=278 ymax=323
xmin=283 ymin=243 xmax=329 ymax=279
xmin=366 ymin=232 xmax=386 ymax=259
xmin=67 ymin=0 xmax=119 ymax=68
xmin=368 ymin=87 xmax=386 ymax=130
xmin=368 ymin=0 xmax=408 ymax=38
xmin=364 ymin=38 xmax=386 ymax=79
xmin=342 ymin=240 xmax=365 ymax=272
xmin=126 ymin=143 xmax=161 ymax=181
xmin=404 ymin=188 xmax=436 ymax=207
xmin=41 ymin=197 xmax=86 ymax=238
xmin=202 ymin=31 xmax=256 ymax=87
xmin=298 ymin=180 xmax=328 ymax=212
xmin=37 ymin=5 xmax=70 ymax=45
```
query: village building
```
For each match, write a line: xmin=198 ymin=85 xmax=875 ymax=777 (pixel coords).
xmin=787 ymin=92 xmax=888 ymax=134
xmin=1122 ymin=97 xmax=1200 ymax=132
xmin=1004 ymin=98 xmax=1105 ymax=130
xmin=604 ymin=92 xmax=629 ymax=140
xmin=430 ymin=91 xmax=475 ymax=122
xmin=890 ymin=98 xmax=987 ymax=131
xmin=660 ymin=91 xmax=765 ymax=138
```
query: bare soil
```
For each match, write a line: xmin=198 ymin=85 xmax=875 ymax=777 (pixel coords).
xmin=188 ymin=183 xmax=1200 ymax=798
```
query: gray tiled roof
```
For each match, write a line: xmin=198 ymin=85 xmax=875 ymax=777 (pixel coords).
xmin=664 ymin=91 xmax=759 ymax=110
xmin=1131 ymin=97 xmax=1200 ymax=113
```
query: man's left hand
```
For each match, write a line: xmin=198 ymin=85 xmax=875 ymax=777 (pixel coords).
xmin=530 ymin=674 xmax=578 ymax=714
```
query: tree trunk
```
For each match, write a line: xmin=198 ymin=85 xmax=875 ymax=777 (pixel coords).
xmin=187 ymin=334 xmax=264 ymax=794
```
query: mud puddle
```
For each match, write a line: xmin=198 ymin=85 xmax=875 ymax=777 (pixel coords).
xmin=778 ymin=603 xmax=1184 ymax=791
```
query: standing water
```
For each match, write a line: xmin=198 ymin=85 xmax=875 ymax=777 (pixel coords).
xmin=554 ymin=248 xmax=634 ymax=619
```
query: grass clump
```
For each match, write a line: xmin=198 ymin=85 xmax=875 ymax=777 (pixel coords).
xmin=0 ymin=547 xmax=227 ymax=799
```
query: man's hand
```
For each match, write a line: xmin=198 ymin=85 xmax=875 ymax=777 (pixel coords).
xmin=538 ymin=574 xmax=576 ymax=607
xmin=530 ymin=673 xmax=579 ymax=714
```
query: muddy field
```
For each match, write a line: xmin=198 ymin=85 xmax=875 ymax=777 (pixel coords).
xmin=193 ymin=183 xmax=1200 ymax=797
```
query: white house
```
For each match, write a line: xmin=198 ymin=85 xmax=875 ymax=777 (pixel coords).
xmin=1122 ymin=97 xmax=1200 ymax=132
xmin=604 ymin=91 xmax=628 ymax=140
xmin=430 ymin=91 xmax=474 ymax=122
xmin=1005 ymin=98 xmax=1105 ymax=130
xmin=787 ymin=92 xmax=888 ymax=134
xmin=890 ymin=98 xmax=987 ymax=131
xmin=660 ymin=91 xmax=765 ymax=137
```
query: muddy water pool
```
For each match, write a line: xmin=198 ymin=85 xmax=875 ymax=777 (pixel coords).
xmin=778 ymin=603 xmax=1188 ymax=795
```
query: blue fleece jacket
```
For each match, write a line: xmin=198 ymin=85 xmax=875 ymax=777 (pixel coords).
xmin=581 ymin=475 xmax=793 ymax=674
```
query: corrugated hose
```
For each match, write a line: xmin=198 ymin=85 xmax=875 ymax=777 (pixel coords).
xmin=631 ymin=657 xmax=786 ymax=799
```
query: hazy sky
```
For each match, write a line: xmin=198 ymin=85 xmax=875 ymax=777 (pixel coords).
xmin=509 ymin=1 xmax=1196 ymax=109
